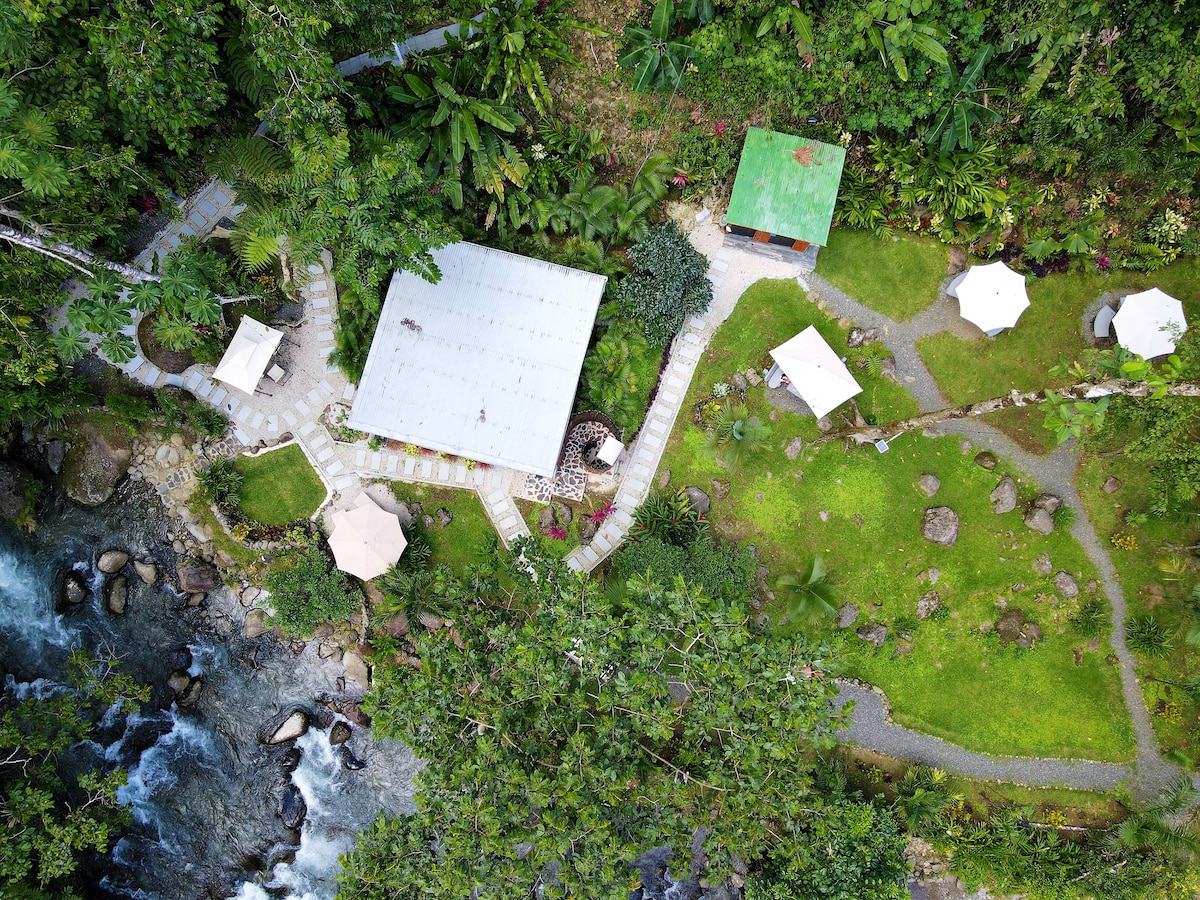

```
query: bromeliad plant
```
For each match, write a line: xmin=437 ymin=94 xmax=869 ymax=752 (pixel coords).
xmin=630 ymin=488 xmax=709 ymax=546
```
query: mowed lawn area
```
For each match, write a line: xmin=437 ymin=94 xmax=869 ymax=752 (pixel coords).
xmin=388 ymin=482 xmax=495 ymax=570
xmin=815 ymin=228 xmax=949 ymax=321
xmin=234 ymin=443 xmax=326 ymax=524
xmin=657 ymin=279 xmax=1135 ymax=761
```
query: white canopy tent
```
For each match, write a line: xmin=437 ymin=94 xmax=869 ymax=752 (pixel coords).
xmin=328 ymin=493 xmax=408 ymax=581
xmin=768 ymin=326 xmax=863 ymax=419
xmin=212 ymin=316 xmax=284 ymax=396
xmin=947 ymin=261 xmax=1030 ymax=336
xmin=1112 ymin=288 xmax=1187 ymax=359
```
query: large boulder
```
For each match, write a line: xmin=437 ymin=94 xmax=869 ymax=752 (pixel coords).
xmin=105 ymin=576 xmax=128 ymax=615
xmin=1054 ymin=571 xmax=1080 ymax=599
xmin=835 ymin=603 xmax=859 ymax=629
xmin=342 ymin=651 xmax=370 ymax=689
xmin=280 ymin=784 xmax=307 ymax=830
xmin=989 ymin=477 xmax=1018 ymax=514
xmin=1024 ymin=507 xmax=1055 ymax=536
xmin=61 ymin=421 xmax=131 ymax=506
xmin=996 ymin=608 xmax=1042 ymax=648
xmin=917 ymin=474 xmax=941 ymax=498
xmin=856 ymin=623 xmax=888 ymax=647
xmin=683 ymin=485 xmax=711 ymax=516
xmin=265 ymin=711 xmax=309 ymax=745
xmin=1033 ymin=493 xmax=1062 ymax=514
xmin=59 ymin=571 xmax=89 ymax=610
xmin=922 ymin=507 xmax=960 ymax=546
xmin=0 ymin=461 xmax=37 ymax=523
xmin=97 ymin=549 xmax=129 ymax=574
xmin=176 ymin=558 xmax=220 ymax=593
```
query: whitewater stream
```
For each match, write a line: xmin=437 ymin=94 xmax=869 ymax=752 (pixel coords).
xmin=0 ymin=482 xmax=420 ymax=899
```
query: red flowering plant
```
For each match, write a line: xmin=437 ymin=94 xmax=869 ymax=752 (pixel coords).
xmin=589 ymin=501 xmax=615 ymax=524
xmin=548 ymin=527 xmax=567 ymax=541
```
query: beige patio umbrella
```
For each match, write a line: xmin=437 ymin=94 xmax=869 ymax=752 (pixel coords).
xmin=328 ymin=493 xmax=407 ymax=581
xmin=948 ymin=261 xmax=1030 ymax=336
xmin=1113 ymin=288 xmax=1187 ymax=359
xmin=212 ymin=315 xmax=284 ymax=395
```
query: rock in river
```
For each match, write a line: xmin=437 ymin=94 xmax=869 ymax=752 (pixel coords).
xmin=265 ymin=711 xmax=310 ymax=745
xmin=97 ymin=549 xmax=129 ymax=573
xmin=176 ymin=558 xmax=220 ymax=593
xmin=61 ymin=420 xmax=131 ymax=506
xmin=280 ymin=784 xmax=307 ymax=830
xmin=105 ymin=575 xmax=128 ymax=615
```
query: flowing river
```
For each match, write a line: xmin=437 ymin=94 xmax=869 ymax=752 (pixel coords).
xmin=0 ymin=481 xmax=420 ymax=899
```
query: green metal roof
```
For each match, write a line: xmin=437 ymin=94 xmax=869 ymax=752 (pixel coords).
xmin=725 ymin=127 xmax=846 ymax=247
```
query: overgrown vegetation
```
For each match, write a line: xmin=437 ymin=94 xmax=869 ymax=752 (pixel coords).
xmin=263 ymin=544 xmax=363 ymax=638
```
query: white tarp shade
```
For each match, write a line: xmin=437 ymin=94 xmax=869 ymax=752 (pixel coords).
xmin=949 ymin=261 xmax=1030 ymax=335
xmin=769 ymin=326 xmax=863 ymax=419
xmin=328 ymin=493 xmax=407 ymax=581
xmin=212 ymin=316 xmax=284 ymax=396
xmin=1113 ymin=288 xmax=1187 ymax=359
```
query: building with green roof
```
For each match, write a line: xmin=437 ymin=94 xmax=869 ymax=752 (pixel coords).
xmin=724 ymin=127 xmax=846 ymax=257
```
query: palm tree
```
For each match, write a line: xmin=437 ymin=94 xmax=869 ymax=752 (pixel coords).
xmin=705 ymin=400 xmax=770 ymax=469
xmin=774 ymin=557 xmax=837 ymax=624
xmin=1109 ymin=776 xmax=1200 ymax=860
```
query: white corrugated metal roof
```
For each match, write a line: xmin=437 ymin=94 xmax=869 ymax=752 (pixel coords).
xmin=347 ymin=242 xmax=606 ymax=476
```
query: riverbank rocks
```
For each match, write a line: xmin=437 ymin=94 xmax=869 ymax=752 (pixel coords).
xmin=167 ymin=670 xmax=191 ymax=694
xmin=1054 ymin=571 xmax=1080 ymax=599
xmin=0 ymin=461 xmax=37 ymax=523
xmin=134 ymin=559 xmax=158 ymax=583
xmin=1024 ymin=506 xmax=1054 ymax=535
xmin=974 ymin=451 xmax=997 ymax=470
xmin=917 ymin=474 xmax=941 ymax=498
xmin=856 ymin=623 xmax=888 ymax=647
xmin=342 ymin=651 xmax=370 ymax=689
xmin=105 ymin=576 xmax=128 ymax=615
xmin=265 ymin=711 xmax=309 ymax=744
xmin=176 ymin=558 xmax=220 ymax=593
xmin=836 ymin=603 xmax=859 ymax=629
xmin=329 ymin=722 xmax=352 ymax=746
xmin=243 ymin=609 xmax=269 ymax=639
xmin=922 ymin=507 xmax=960 ymax=546
xmin=97 ymin=549 xmax=129 ymax=573
xmin=990 ymin=477 xmax=1017 ymax=514
xmin=61 ymin=420 xmax=131 ymax=506
xmin=916 ymin=590 xmax=942 ymax=619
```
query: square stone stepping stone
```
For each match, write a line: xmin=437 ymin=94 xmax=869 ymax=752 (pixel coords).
xmin=250 ymin=412 xmax=265 ymax=429
xmin=387 ymin=455 xmax=399 ymax=473
xmin=454 ymin=464 xmax=467 ymax=484
xmin=334 ymin=475 xmax=355 ymax=490
xmin=317 ymin=379 xmax=334 ymax=395
xmin=235 ymin=406 xmax=252 ymax=423
xmin=355 ymin=449 xmax=367 ymax=466
xmin=210 ymin=388 xmax=227 ymax=406
xmin=403 ymin=457 xmax=416 ymax=475
xmin=283 ymin=410 xmax=298 ymax=427
xmin=318 ymin=447 xmax=335 ymax=462
xmin=370 ymin=452 xmax=382 ymax=470
xmin=327 ymin=461 xmax=344 ymax=475
xmin=437 ymin=461 xmax=451 ymax=480
xmin=295 ymin=399 xmax=310 ymax=415
xmin=420 ymin=459 xmax=433 ymax=477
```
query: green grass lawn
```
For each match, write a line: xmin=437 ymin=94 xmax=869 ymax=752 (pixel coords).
xmin=918 ymin=259 xmax=1200 ymax=408
xmin=656 ymin=278 xmax=1135 ymax=761
xmin=234 ymin=443 xmax=326 ymax=525
xmin=816 ymin=228 xmax=949 ymax=321
xmin=388 ymin=482 xmax=495 ymax=570
xmin=1076 ymin=445 xmax=1200 ymax=766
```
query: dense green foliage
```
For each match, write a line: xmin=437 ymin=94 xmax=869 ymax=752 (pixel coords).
xmin=0 ymin=651 xmax=148 ymax=896
xmin=343 ymin=539 xmax=844 ymax=898
xmin=612 ymin=222 xmax=714 ymax=347
xmin=611 ymin=533 xmax=756 ymax=603
xmin=263 ymin=545 xmax=362 ymax=637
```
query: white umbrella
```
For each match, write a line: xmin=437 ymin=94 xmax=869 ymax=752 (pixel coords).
xmin=328 ymin=493 xmax=407 ymax=581
xmin=769 ymin=326 xmax=863 ymax=419
xmin=212 ymin=316 xmax=284 ymax=395
xmin=1113 ymin=288 xmax=1187 ymax=359
xmin=950 ymin=261 xmax=1030 ymax=335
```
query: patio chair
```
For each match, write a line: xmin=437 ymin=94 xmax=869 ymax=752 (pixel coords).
xmin=1094 ymin=305 xmax=1116 ymax=339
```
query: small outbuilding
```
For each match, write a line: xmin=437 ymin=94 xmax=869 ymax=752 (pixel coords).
xmin=724 ymin=127 xmax=846 ymax=255
xmin=347 ymin=242 xmax=607 ymax=477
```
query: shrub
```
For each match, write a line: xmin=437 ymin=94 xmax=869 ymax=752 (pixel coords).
xmin=1070 ymin=599 xmax=1107 ymax=637
xmin=195 ymin=456 xmax=243 ymax=510
xmin=612 ymin=222 xmax=712 ymax=347
xmin=630 ymin=489 xmax=709 ymax=546
xmin=612 ymin=533 xmax=755 ymax=602
xmin=182 ymin=401 xmax=228 ymax=438
xmin=579 ymin=321 xmax=653 ymax=434
xmin=105 ymin=390 xmax=156 ymax=434
xmin=1127 ymin=616 xmax=1172 ymax=657
xmin=264 ymin=545 xmax=362 ymax=638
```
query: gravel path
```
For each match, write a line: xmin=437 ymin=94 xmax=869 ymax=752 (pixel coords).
xmin=809 ymin=268 xmax=1184 ymax=796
